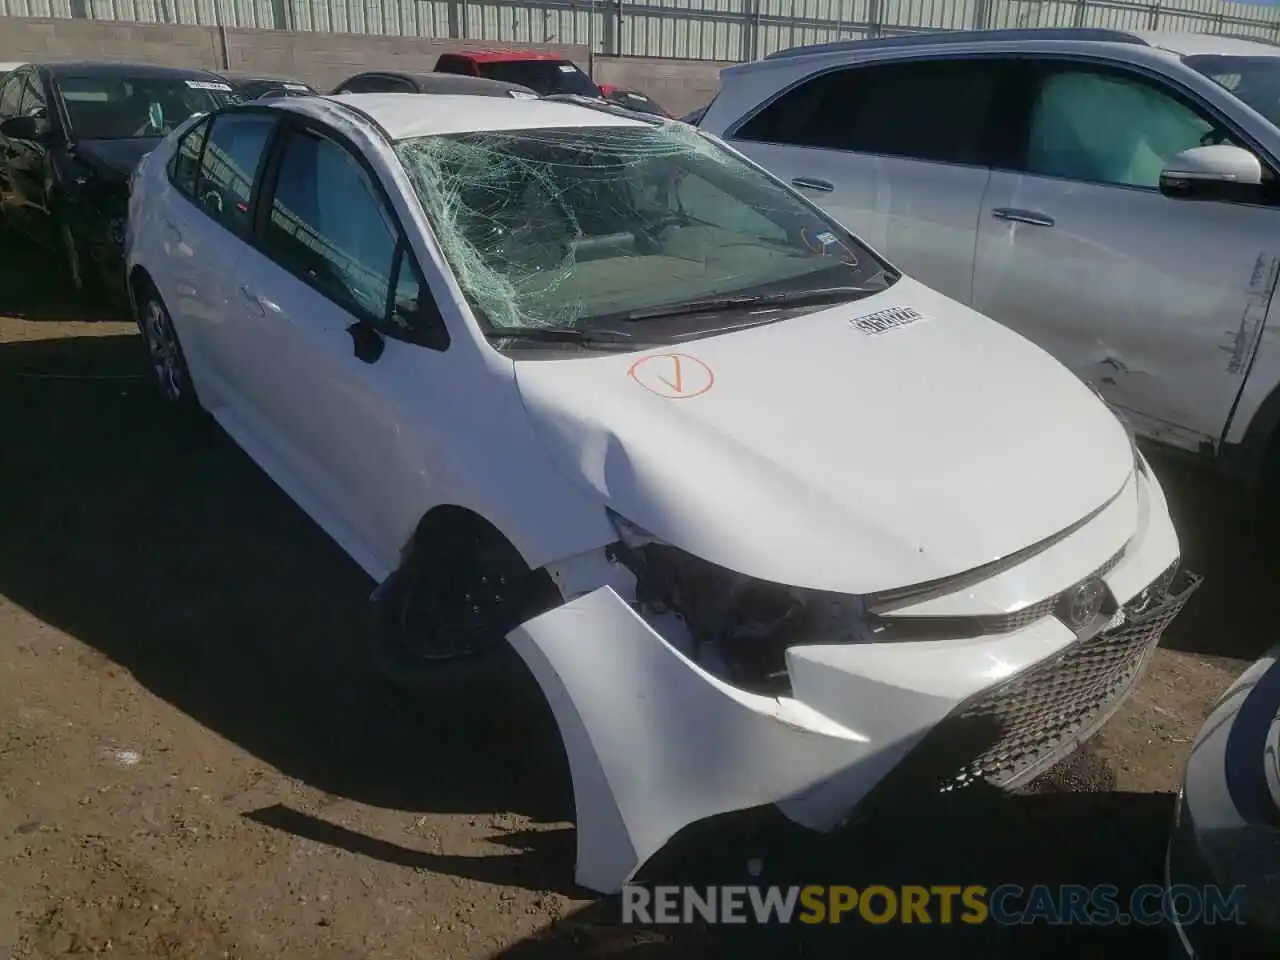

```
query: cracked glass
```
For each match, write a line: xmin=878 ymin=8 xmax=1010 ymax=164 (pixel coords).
xmin=394 ymin=120 xmax=890 ymax=336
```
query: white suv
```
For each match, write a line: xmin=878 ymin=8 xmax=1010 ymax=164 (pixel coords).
xmin=697 ymin=28 xmax=1280 ymax=484
xmin=126 ymin=93 xmax=1195 ymax=893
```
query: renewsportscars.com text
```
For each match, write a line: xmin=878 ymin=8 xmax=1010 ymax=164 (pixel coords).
xmin=621 ymin=883 xmax=1246 ymax=927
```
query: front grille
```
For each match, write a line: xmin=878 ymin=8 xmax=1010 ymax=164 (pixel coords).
xmin=859 ymin=564 xmax=1200 ymax=811
xmin=977 ymin=546 xmax=1126 ymax=634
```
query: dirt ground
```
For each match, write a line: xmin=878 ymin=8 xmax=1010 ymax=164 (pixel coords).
xmin=0 ymin=236 xmax=1274 ymax=960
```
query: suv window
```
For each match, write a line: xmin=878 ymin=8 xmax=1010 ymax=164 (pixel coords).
xmin=169 ymin=116 xmax=211 ymax=198
xmin=194 ymin=111 xmax=275 ymax=235
xmin=734 ymin=58 xmax=1002 ymax=165
xmin=263 ymin=128 xmax=431 ymax=335
xmin=1022 ymin=65 xmax=1231 ymax=190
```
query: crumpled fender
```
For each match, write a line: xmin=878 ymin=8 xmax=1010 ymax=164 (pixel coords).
xmin=505 ymin=586 xmax=867 ymax=894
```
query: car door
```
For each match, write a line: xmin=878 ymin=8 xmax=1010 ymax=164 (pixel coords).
xmin=1 ymin=69 xmax=52 ymax=242
xmin=972 ymin=58 xmax=1280 ymax=453
xmin=0 ymin=70 xmax=24 ymax=224
xmin=724 ymin=57 xmax=1011 ymax=305
xmin=232 ymin=120 xmax=452 ymax=576
xmin=162 ymin=109 xmax=277 ymax=409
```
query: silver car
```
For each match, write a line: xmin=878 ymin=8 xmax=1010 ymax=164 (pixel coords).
xmin=696 ymin=28 xmax=1280 ymax=488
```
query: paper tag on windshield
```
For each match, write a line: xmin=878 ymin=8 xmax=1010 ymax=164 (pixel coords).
xmin=558 ymin=64 xmax=578 ymax=72
xmin=849 ymin=306 xmax=926 ymax=336
xmin=283 ymin=83 xmax=310 ymax=92
xmin=186 ymin=80 xmax=233 ymax=91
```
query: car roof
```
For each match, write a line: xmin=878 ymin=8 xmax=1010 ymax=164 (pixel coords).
xmin=345 ymin=71 xmax=536 ymax=96
xmin=726 ymin=28 xmax=1198 ymax=81
xmin=1129 ymin=31 xmax=1280 ymax=58
xmin=277 ymin=92 xmax=646 ymax=139
xmin=41 ymin=61 xmax=229 ymax=81
xmin=221 ymin=71 xmax=312 ymax=85
xmin=442 ymin=50 xmax=571 ymax=64
xmin=751 ymin=27 xmax=1280 ymax=67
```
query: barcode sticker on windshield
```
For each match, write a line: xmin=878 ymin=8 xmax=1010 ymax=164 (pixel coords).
xmin=850 ymin=306 xmax=926 ymax=336
xmin=559 ymin=64 xmax=578 ymax=72
xmin=186 ymin=80 xmax=233 ymax=91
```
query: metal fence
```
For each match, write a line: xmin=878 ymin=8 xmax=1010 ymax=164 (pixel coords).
xmin=4 ymin=0 xmax=1280 ymax=60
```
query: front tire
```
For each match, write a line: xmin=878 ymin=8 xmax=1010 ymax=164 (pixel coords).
xmin=371 ymin=528 xmax=559 ymax=692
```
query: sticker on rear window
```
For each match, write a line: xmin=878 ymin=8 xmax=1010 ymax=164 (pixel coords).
xmin=186 ymin=80 xmax=233 ymax=91
xmin=849 ymin=306 xmax=926 ymax=336
xmin=559 ymin=64 xmax=578 ymax=73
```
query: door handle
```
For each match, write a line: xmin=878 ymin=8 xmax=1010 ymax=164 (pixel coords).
xmin=239 ymin=284 xmax=266 ymax=316
xmin=991 ymin=207 xmax=1055 ymax=228
xmin=792 ymin=176 xmax=834 ymax=193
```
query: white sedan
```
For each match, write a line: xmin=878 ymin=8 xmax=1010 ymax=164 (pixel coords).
xmin=125 ymin=93 xmax=1199 ymax=893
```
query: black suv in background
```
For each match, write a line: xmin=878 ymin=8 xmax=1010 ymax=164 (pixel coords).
xmin=0 ymin=61 xmax=235 ymax=299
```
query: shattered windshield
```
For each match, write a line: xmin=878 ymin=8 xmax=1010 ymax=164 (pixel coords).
xmin=56 ymin=74 xmax=234 ymax=140
xmin=395 ymin=123 xmax=890 ymax=334
xmin=1185 ymin=54 xmax=1280 ymax=128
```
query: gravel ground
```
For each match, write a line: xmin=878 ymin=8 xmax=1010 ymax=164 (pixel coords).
xmin=0 ymin=237 xmax=1272 ymax=959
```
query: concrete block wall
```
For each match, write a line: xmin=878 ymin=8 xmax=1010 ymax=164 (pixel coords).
xmin=0 ymin=17 xmax=224 ymax=69
xmin=223 ymin=29 xmax=588 ymax=91
xmin=0 ymin=16 xmax=587 ymax=93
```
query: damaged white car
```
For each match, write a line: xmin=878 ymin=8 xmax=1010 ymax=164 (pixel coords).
xmin=124 ymin=93 xmax=1200 ymax=894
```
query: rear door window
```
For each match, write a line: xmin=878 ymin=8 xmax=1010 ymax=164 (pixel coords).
xmin=193 ymin=111 xmax=276 ymax=236
xmin=733 ymin=58 xmax=1006 ymax=166
xmin=169 ymin=115 xmax=211 ymax=198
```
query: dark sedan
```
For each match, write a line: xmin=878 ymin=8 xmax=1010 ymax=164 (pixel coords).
xmin=0 ymin=61 xmax=235 ymax=299
xmin=330 ymin=70 xmax=537 ymax=99
xmin=217 ymin=72 xmax=316 ymax=100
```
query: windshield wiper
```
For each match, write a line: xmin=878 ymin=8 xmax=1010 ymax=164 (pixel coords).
xmin=606 ymin=285 xmax=883 ymax=323
xmin=485 ymin=325 xmax=635 ymax=346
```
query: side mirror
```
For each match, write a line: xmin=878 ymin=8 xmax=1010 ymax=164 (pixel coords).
xmin=0 ymin=114 xmax=51 ymax=141
xmin=347 ymin=320 xmax=385 ymax=364
xmin=1159 ymin=144 xmax=1264 ymax=202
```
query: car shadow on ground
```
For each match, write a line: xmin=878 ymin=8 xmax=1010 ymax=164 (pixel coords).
xmin=1142 ymin=442 xmax=1280 ymax=663
xmin=490 ymin=789 xmax=1181 ymax=958
xmin=0 ymin=332 xmax=578 ymax=889
xmin=0 ymin=330 xmax=1264 ymax=956
xmin=0 ymin=230 xmax=127 ymax=322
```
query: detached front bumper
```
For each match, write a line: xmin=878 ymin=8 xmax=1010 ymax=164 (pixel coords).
xmin=507 ymin=469 xmax=1196 ymax=893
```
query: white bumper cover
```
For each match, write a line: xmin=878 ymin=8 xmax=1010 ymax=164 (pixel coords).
xmin=506 ymin=465 xmax=1189 ymax=894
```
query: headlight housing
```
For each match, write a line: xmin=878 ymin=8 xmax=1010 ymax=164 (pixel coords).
xmin=607 ymin=509 xmax=884 ymax=693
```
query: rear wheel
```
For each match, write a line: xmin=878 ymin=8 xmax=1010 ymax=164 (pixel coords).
xmin=137 ymin=290 xmax=197 ymax=412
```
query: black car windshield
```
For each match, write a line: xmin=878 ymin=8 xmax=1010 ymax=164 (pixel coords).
xmin=1185 ymin=54 xmax=1280 ymax=128
xmin=395 ymin=123 xmax=893 ymax=333
xmin=56 ymin=74 xmax=234 ymax=140
xmin=477 ymin=60 xmax=598 ymax=97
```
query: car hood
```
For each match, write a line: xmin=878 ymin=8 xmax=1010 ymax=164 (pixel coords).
xmin=515 ymin=277 xmax=1135 ymax=595
xmin=74 ymin=138 xmax=160 ymax=181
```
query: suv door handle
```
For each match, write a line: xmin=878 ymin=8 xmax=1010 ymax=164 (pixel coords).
xmin=792 ymin=176 xmax=834 ymax=193
xmin=992 ymin=207 xmax=1055 ymax=228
